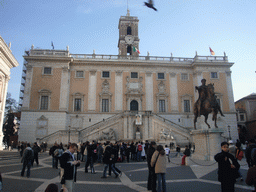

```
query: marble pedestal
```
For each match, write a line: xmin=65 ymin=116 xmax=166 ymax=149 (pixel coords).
xmin=136 ymin=132 xmax=141 ymax=140
xmin=191 ymin=128 xmax=224 ymax=161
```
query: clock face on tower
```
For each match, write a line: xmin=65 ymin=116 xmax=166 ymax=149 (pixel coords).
xmin=125 ymin=35 xmax=134 ymax=45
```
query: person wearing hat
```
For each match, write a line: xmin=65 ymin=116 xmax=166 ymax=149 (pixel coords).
xmin=147 ymin=141 xmax=157 ymax=192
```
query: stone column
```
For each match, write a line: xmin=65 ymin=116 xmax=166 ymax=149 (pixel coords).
xmin=0 ymin=76 xmax=9 ymax=150
xmin=144 ymin=114 xmax=149 ymax=139
xmin=169 ymin=73 xmax=178 ymax=112
xmin=59 ymin=66 xmax=70 ymax=111
xmin=191 ymin=129 xmax=224 ymax=161
xmin=225 ymin=71 xmax=236 ymax=112
xmin=88 ymin=70 xmax=97 ymax=111
xmin=123 ymin=115 xmax=128 ymax=139
xmin=145 ymin=72 xmax=153 ymax=111
xmin=115 ymin=70 xmax=123 ymax=111
xmin=22 ymin=65 xmax=33 ymax=110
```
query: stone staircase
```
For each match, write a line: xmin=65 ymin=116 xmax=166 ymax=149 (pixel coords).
xmin=37 ymin=111 xmax=192 ymax=145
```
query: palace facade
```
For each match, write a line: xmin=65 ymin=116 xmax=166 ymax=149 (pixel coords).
xmin=0 ymin=36 xmax=19 ymax=149
xmin=19 ymin=12 xmax=238 ymax=145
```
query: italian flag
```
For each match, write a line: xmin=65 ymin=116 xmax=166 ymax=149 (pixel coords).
xmin=209 ymin=47 xmax=215 ymax=56
xmin=133 ymin=46 xmax=140 ymax=54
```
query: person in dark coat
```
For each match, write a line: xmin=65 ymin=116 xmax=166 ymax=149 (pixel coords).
xmin=101 ymin=145 xmax=119 ymax=178
xmin=21 ymin=143 xmax=34 ymax=178
xmin=215 ymin=141 xmax=240 ymax=192
xmin=60 ymin=143 xmax=80 ymax=192
xmin=147 ymin=141 xmax=157 ymax=192
xmin=32 ymin=142 xmax=41 ymax=166
xmin=49 ymin=143 xmax=58 ymax=168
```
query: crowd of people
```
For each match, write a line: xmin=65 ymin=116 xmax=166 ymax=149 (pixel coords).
xmin=14 ymin=138 xmax=256 ymax=192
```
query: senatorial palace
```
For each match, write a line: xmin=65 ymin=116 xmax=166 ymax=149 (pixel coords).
xmin=18 ymin=12 xmax=238 ymax=146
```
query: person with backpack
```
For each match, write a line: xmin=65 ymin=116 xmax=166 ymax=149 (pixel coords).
xmin=49 ymin=143 xmax=58 ymax=168
xmin=54 ymin=145 xmax=64 ymax=169
xmin=137 ymin=142 xmax=143 ymax=162
xmin=21 ymin=143 xmax=34 ymax=178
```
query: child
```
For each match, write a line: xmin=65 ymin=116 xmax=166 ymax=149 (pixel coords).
xmin=214 ymin=141 xmax=240 ymax=192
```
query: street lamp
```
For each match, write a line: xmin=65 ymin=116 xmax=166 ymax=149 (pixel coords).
xmin=68 ymin=126 xmax=71 ymax=143
xmin=228 ymin=125 xmax=231 ymax=141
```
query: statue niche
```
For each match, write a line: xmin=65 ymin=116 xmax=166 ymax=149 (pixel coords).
xmin=194 ymin=79 xmax=225 ymax=129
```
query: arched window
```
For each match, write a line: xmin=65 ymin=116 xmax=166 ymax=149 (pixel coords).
xmin=127 ymin=26 xmax=132 ymax=35
xmin=127 ymin=45 xmax=132 ymax=55
xmin=130 ymin=100 xmax=138 ymax=111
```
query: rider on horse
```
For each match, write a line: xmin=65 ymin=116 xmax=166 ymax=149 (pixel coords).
xmin=195 ymin=79 xmax=208 ymax=116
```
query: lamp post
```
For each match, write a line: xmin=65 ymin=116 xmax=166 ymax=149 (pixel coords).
xmin=228 ymin=125 xmax=231 ymax=141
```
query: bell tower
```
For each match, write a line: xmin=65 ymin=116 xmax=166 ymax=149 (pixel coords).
xmin=118 ymin=9 xmax=140 ymax=56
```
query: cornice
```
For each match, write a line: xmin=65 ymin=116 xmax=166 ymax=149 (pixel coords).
xmin=0 ymin=38 xmax=19 ymax=68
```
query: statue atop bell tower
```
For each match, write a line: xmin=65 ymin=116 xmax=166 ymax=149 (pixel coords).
xmin=118 ymin=9 xmax=140 ymax=56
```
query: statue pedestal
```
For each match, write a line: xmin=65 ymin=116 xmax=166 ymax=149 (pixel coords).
xmin=136 ymin=132 xmax=141 ymax=140
xmin=191 ymin=128 xmax=224 ymax=161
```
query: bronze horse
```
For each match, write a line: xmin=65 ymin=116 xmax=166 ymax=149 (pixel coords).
xmin=194 ymin=83 xmax=225 ymax=129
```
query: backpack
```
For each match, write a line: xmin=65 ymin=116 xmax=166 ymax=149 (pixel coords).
xmin=54 ymin=149 xmax=59 ymax=157
xmin=138 ymin=144 xmax=142 ymax=152
xmin=237 ymin=150 xmax=243 ymax=161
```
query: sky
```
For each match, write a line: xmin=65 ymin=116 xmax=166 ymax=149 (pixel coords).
xmin=1 ymin=0 xmax=255 ymax=104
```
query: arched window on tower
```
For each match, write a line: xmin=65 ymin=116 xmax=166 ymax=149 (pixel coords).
xmin=127 ymin=45 xmax=132 ymax=55
xmin=127 ymin=26 xmax=132 ymax=35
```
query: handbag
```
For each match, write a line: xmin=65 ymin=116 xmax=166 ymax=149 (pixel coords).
xmin=152 ymin=152 xmax=160 ymax=168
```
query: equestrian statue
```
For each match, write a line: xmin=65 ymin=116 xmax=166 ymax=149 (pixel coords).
xmin=194 ymin=79 xmax=225 ymax=129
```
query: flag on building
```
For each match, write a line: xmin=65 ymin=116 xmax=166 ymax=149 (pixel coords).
xmin=51 ymin=41 xmax=54 ymax=49
xmin=133 ymin=46 xmax=140 ymax=54
xmin=209 ymin=47 xmax=215 ymax=55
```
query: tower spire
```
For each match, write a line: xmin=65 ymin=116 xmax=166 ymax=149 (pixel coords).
xmin=126 ymin=0 xmax=130 ymax=16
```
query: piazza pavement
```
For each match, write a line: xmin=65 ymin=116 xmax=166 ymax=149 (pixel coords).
xmin=0 ymin=149 xmax=254 ymax=192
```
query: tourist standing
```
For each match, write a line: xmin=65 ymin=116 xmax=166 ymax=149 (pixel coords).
xmin=181 ymin=145 xmax=190 ymax=165
xmin=215 ymin=141 xmax=240 ymax=192
xmin=151 ymin=145 xmax=166 ymax=192
xmin=60 ymin=143 xmax=80 ymax=192
xmin=164 ymin=145 xmax=170 ymax=163
xmin=147 ymin=141 xmax=157 ymax=192
xmin=32 ymin=142 xmax=41 ymax=166
xmin=21 ymin=143 xmax=34 ymax=178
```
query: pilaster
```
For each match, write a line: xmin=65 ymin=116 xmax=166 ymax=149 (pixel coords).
xmin=59 ymin=66 xmax=70 ymax=111
xmin=115 ymin=70 xmax=123 ymax=111
xmin=145 ymin=72 xmax=153 ymax=111
xmin=225 ymin=71 xmax=236 ymax=112
xmin=169 ymin=73 xmax=178 ymax=112
xmin=88 ymin=70 xmax=97 ymax=111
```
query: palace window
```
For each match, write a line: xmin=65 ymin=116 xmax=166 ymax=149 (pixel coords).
xmin=240 ymin=114 xmax=245 ymax=121
xmin=39 ymin=89 xmax=51 ymax=110
xmin=102 ymin=99 xmax=109 ymax=112
xmin=102 ymin=71 xmax=110 ymax=78
xmin=127 ymin=45 xmax=132 ymax=55
xmin=184 ymin=100 xmax=190 ymax=112
xmin=158 ymin=73 xmax=165 ymax=80
xmin=181 ymin=73 xmax=188 ymax=81
xmin=72 ymin=92 xmax=84 ymax=112
xmin=43 ymin=67 xmax=52 ymax=75
xmin=76 ymin=71 xmax=84 ymax=78
xmin=211 ymin=72 xmax=218 ymax=79
xmin=40 ymin=96 xmax=49 ymax=110
xmin=131 ymin=72 xmax=138 ymax=78
xmin=74 ymin=98 xmax=81 ymax=112
xmin=159 ymin=100 xmax=166 ymax=112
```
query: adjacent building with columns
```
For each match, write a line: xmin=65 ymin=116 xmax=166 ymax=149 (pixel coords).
xmin=18 ymin=12 xmax=238 ymax=145
xmin=0 ymin=36 xmax=19 ymax=150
